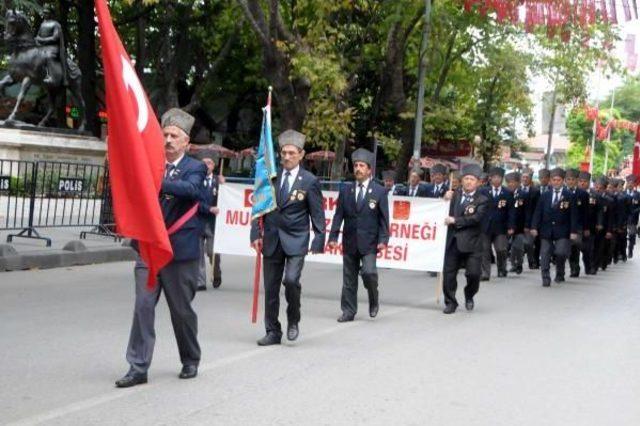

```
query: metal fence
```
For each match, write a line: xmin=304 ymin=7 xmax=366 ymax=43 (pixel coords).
xmin=0 ymin=164 xmax=348 ymax=247
xmin=0 ymin=159 xmax=114 ymax=246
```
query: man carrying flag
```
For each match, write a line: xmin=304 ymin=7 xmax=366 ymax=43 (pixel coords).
xmin=95 ymin=0 xmax=206 ymax=388
xmin=250 ymin=128 xmax=326 ymax=346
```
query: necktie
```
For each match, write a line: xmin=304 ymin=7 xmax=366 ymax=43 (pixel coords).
xmin=410 ymin=187 xmax=416 ymax=197
xmin=461 ymin=193 xmax=469 ymax=206
xmin=279 ymin=171 xmax=291 ymax=205
xmin=553 ymin=190 xmax=560 ymax=206
xmin=165 ymin=163 xmax=175 ymax=179
xmin=206 ymin=177 xmax=211 ymax=188
xmin=357 ymin=183 xmax=364 ymax=207
xmin=493 ymin=188 xmax=498 ymax=198
xmin=434 ymin=185 xmax=439 ymax=196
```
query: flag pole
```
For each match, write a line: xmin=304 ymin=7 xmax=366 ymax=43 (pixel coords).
xmin=251 ymin=86 xmax=273 ymax=323
xmin=436 ymin=170 xmax=453 ymax=304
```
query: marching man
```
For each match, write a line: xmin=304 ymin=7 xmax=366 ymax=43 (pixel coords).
xmin=442 ymin=164 xmax=489 ymax=314
xmin=250 ymin=130 xmax=326 ymax=346
xmin=329 ymin=148 xmax=389 ymax=322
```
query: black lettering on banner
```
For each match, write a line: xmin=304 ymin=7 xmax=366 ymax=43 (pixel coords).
xmin=57 ymin=178 xmax=84 ymax=193
xmin=0 ymin=176 xmax=9 ymax=191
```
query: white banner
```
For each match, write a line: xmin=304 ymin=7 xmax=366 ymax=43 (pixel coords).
xmin=215 ymin=183 xmax=449 ymax=272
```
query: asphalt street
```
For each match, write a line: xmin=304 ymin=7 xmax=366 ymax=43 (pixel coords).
xmin=1 ymin=255 xmax=639 ymax=425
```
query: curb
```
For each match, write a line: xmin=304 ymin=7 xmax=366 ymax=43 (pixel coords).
xmin=0 ymin=242 xmax=136 ymax=271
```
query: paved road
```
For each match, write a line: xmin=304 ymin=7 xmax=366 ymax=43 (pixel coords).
xmin=1 ymin=255 xmax=639 ymax=425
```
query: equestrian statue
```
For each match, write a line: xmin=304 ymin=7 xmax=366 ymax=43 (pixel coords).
xmin=0 ymin=7 xmax=86 ymax=131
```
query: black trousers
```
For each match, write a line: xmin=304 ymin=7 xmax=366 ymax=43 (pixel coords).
xmin=569 ymin=237 xmax=582 ymax=275
xmin=126 ymin=257 xmax=201 ymax=374
xmin=531 ymin=235 xmax=542 ymax=267
xmin=615 ymin=229 xmax=627 ymax=261
xmin=263 ymin=243 xmax=305 ymax=336
xmin=581 ymin=233 xmax=595 ymax=273
xmin=342 ymin=252 xmax=378 ymax=317
xmin=628 ymin=224 xmax=637 ymax=256
xmin=443 ymin=241 xmax=481 ymax=307
xmin=594 ymin=230 xmax=611 ymax=270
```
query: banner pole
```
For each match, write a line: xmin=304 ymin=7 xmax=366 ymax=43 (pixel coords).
xmin=211 ymin=161 xmax=225 ymax=282
xmin=251 ymin=217 xmax=263 ymax=323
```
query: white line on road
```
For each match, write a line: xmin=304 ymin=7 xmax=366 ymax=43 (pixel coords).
xmin=7 ymin=300 xmax=428 ymax=426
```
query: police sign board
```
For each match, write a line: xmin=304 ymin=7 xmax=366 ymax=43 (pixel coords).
xmin=0 ymin=176 xmax=10 ymax=191
xmin=58 ymin=178 xmax=84 ymax=193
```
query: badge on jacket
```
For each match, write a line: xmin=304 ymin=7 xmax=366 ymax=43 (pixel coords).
xmin=464 ymin=204 xmax=476 ymax=215
xmin=498 ymin=199 xmax=507 ymax=208
xmin=290 ymin=189 xmax=306 ymax=202
xmin=368 ymin=199 xmax=377 ymax=210
xmin=560 ymin=201 xmax=569 ymax=209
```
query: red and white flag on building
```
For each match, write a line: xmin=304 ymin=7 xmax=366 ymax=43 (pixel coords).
xmin=95 ymin=0 xmax=172 ymax=288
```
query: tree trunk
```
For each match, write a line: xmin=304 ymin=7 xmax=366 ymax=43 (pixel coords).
xmin=76 ymin=0 xmax=99 ymax=135
xmin=135 ymin=0 xmax=147 ymax=79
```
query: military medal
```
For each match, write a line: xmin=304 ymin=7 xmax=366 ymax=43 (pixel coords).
xmin=369 ymin=200 xmax=376 ymax=209
xmin=297 ymin=192 xmax=305 ymax=201
xmin=289 ymin=190 xmax=297 ymax=201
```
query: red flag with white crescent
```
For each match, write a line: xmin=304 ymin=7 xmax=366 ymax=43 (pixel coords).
xmin=95 ymin=0 xmax=172 ymax=288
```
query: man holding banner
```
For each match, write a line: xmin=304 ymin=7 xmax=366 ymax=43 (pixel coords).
xmin=250 ymin=130 xmax=326 ymax=346
xmin=328 ymin=148 xmax=389 ymax=322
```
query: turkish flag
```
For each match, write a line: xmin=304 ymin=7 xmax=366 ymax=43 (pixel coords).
xmin=96 ymin=0 xmax=172 ymax=288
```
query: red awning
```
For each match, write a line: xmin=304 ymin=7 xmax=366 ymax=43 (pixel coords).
xmin=189 ymin=143 xmax=237 ymax=159
xmin=306 ymin=150 xmax=335 ymax=161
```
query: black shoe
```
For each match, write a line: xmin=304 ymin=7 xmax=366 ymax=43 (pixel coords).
xmin=368 ymin=290 xmax=379 ymax=318
xmin=443 ymin=304 xmax=457 ymax=314
xmin=179 ymin=365 xmax=198 ymax=379
xmin=212 ymin=277 xmax=222 ymax=288
xmin=287 ymin=323 xmax=299 ymax=341
xmin=508 ymin=266 xmax=518 ymax=273
xmin=480 ymin=276 xmax=490 ymax=282
xmin=570 ymin=271 xmax=579 ymax=278
xmin=257 ymin=333 xmax=282 ymax=346
xmin=554 ymin=276 xmax=565 ymax=283
xmin=531 ymin=263 xmax=540 ymax=270
xmin=497 ymin=271 xmax=507 ymax=278
xmin=197 ymin=285 xmax=207 ymax=292
xmin=542 ymin=279 xmax=551 ymax=287
xmin=465 ymin=299 xmax=474 ymax=311
xmin=337 ymin=314 xmax=354 ymax=323
xmin=115 ymin=371 xmax=147 ymax=388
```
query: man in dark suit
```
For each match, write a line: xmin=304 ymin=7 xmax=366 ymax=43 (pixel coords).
xmin=578 ymin=171 xmax=598 ymax=275
xmin=196 ymin=153 xmax=224 ymax=290
xmin=424 ymin=163 xmax=448 ymax=198
xmin=530 ymin=168 xmax=579 ymax=287
xmin=521 ymin=168 xmax=540 ymax=269
xmin=593 ymin=176 xmax=615 ymax=272
xmin=480 ymin=167 xmax=515 ymax=279
xmin=538 ymin=168 xmax=551 ymax=194
xmin=328 ymin=148 xmax=389 ymax=322
xmin=613 ymin=178 xmax=630 ymax=263
xmin=116 ymin=108 xmax=206 ymax=388
xmin=505 ymin=172 xmax=527 ymax=274
xmin=442 ymin=164 xmax=488 ymax=314
xmin=397 ymin=168 xmax=428 ymax=197
xmin=565 ymin=168 xmax=588 ymax=277
xmin=382 ymin=170 xmax=404 ymax=195
xmin=625 ymin=175 xmax=640 ymax=258
xmin=250 ymin=130 xmax=326 ymax=346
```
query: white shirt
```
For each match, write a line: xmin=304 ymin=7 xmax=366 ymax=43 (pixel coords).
xmin=165 ymin=154 xmax=184 ymax=178
xmin=409 ymin=185 xmax=419 ymax=197
xmin=460 ymin=190 xmax=476 ymax=204
xmin=204 ymin=173 xmax=214 ymax=188
xmin=355 ymin=178 xmax=370 ymax=203
xmin=280 ymin=165 xmax=300 ymax=190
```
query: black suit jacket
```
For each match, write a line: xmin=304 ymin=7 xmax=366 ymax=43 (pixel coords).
xmin=446 ymin=190 xmax=489 ymax=253
xmin=198 ymin=174 xmax=220 ymax=236
xmin=329 ymin=180 xmax=390 ymax=256
xmin=531 ymin=187 xmax=579 ymax=240
xmin=250 ymin=167 xmax=326 ymax=257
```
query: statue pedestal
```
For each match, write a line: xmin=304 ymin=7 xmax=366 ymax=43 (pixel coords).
xmin=0 ymin=127 xmax=106 ymax=165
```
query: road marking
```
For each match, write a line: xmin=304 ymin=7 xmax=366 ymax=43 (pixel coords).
xmin=7 ymin=300 xmax=426 ymax=426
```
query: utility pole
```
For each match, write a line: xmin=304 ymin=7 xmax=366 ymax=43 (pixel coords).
xmin=545 ymin=89 xmax=557 ymax=170
xmin=412 ymin=0 xmax=432 ymax=165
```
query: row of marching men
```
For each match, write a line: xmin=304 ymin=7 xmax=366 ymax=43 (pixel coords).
xmin=381 ymin=164 xmax=640 ymax=289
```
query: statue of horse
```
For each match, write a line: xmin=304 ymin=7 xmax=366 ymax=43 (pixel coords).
xmin=0 ymin=10 xmax=86 ymax=131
